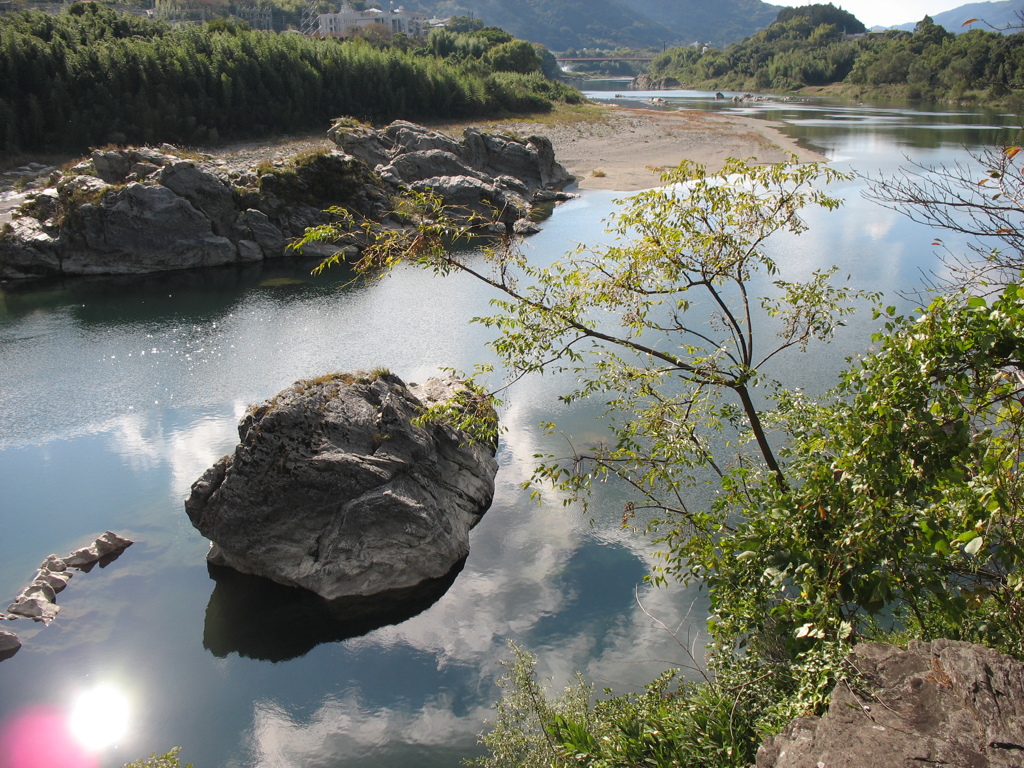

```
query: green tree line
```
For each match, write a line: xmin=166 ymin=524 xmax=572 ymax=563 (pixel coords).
xmin=649 ymin=3 xmax=1024 ymax=103
xmin=0 ymin=3 xmax=581 ymax=155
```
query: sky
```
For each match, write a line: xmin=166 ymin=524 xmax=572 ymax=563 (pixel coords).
xmin=775 ymin=0 xmax=988 ymax=28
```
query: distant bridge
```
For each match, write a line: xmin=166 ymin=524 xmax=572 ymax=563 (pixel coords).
xmin=555 ymin=56 xmax=655 ymax=63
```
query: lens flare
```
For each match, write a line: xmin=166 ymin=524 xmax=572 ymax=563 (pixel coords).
xmin=0 ymin=705 xmax=97 ymax=768
xmin=68 ymin=685 xmax=131 ymax=751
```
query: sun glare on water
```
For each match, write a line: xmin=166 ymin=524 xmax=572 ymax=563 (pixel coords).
xmin=69 ymin=684 xmax=131 ymax=751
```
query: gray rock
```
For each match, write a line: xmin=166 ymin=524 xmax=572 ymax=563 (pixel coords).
xmin=62 ymin=182 xmax=237 ymax=275
xmin=0 ymin=216 xmax=61 ymax=279
xmin=32 ymin=569 xmax=71 ymax=593
xmin=159 ymin=162 xmax=238 ymax=237
xmin=7 ymin=595 xmax=60 ymax=623
xmin=130 ymin=162 xmax=160 ymax=180
xmin=92 ymin=150 xmax=132 ymax=183
xmin=236 ymin=239 xmax=263 ymax=262
xmin=233 ymin=208 xmax=285 ymax=256
xmin=39 ymin=554 xmax=67 ymax=572
xmin=409 ymin=175 xmax=530 ymax=225
xmin=383 ymin=121 xmax=465 ymax=156
xmin=0 ymin=630 xmax=21 ymax=656
xmin=326 ymin=122 xmax=392 ymax=167
xmin=327 ymin=118 xmax=573 ymax=201
xmin=462 ymin=127 xmax=573 ymax=190
xmin=382 ymin=149 xmax=493 ymax=187
xmin=757 ymin=639 xmax=1024 ymax=768
xmin=2 ymin=531 xmax=132 ymax=637
xmin=64 ymin=530 xmax=133 ymax=567
xmin=185 ymin=372 xmax=498 ymax=600
xmin=2 ymin=120 xmax=574 ymax=281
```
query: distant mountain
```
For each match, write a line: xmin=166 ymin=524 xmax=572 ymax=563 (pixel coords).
xmin=880 ymin=0 xmax=1024 ymax=33
xmin=614 ymin=0 xmax=781 ymax=47
xmin=403 ymin=0 xmax=784 ymax=50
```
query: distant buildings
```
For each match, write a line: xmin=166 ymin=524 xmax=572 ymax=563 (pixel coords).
xmin=316 ymin=4 xmax=431 ymax=38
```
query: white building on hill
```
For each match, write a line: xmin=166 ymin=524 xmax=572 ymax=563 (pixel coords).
xmin=317 ymin=4 xmax=428 ymax=37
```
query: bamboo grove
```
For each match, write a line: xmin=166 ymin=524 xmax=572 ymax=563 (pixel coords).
xmin=0 ymin=3 xmax=582 ymax=154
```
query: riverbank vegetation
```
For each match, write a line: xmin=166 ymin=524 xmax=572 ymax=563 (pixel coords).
xmin=648 ymin=3 xmax=1024 ymax=105
xmin=300 ymin=128 xmax=1024 ymax=764
xmin=0 ymin=3 xmax=582 ymax=155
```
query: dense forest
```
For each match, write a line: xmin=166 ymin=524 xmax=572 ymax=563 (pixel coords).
xmin=0 ymin=3 xmax=582 ymax=155
xmin=648 ymin=3 xmax=1024 ymax=103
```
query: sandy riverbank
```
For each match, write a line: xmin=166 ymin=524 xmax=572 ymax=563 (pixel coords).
xmin=202 ymin=103 xmax=825 ymax=193
xmin=483 ymin=106 xmax=825 ymax=192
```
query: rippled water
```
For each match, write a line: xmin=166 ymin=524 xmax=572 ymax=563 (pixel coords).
xmin=0 ymin=95 xmax=1018 ymax=768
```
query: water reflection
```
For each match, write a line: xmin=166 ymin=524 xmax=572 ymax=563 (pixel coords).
xmin=203 ymin=561 xmax=465 ymax=663
xmin=0 ymin=98 xmax=1009 ymax=767
xmin=585 ymin=88 xmax=1022 ymax=155
xmin=0 ymin=681 xmax=131 ymax=768
xmin=69 ymin=685 xmax=131 ymax=750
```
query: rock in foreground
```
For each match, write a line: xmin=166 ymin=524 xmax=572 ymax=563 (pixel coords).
xmin=185 ymin=372 xmax=498 ymax=600
xmin=757 ymin=639 xmax=1024 ymax=768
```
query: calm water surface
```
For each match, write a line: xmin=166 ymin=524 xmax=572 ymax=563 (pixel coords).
xmin=0 ymin=95 xmax=1019 ymax=768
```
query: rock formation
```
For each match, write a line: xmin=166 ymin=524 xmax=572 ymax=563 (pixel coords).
xmin=757 ymin=639 xmax=1024 ymax=768
xmin=185 ymin=372 xmax=498 ymax=601
xmin=0 ymin=120 xmax=574 ymax=281
xmin=2 ymin=531 xmax=133 ymax=661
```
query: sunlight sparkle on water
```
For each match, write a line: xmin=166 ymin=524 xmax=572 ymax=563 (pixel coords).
xmin=69 ymin=684 xmax=131 ymax=750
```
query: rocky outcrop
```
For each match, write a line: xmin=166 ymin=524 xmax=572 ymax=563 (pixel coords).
xmin=0 ymin=146 xmax=379 ymax=280
xmin=2 ymin=531 xmax=133 ymax=661
xmin=632 ymin=74 xmax=681 ymax=89
xmin=185 ymin=372 xmax=498 ymax=601
xmin=757 ymin=640 xmax=1024 ymax=768
xmin=328 ymin=120 xmax=574 ymax=229
xmin=1 ymin=121 xmax=575 ymax=281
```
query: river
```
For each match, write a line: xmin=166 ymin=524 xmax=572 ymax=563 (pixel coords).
xmin=0 ymin=92 xmax=1019 ymax=768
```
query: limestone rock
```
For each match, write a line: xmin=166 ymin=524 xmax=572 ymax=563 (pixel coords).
xmin=757 ymin=639 xmax=1024 ymax=768
xmin=233 ymin=208 xmax=285 ymax=257
xmin=0 ymin=630 xmax=21 ymax=659
xmin=64 ymin=531 xmax=133 ymax=567
xmin=158 ymin=162 xmax=238 ymax=237
xmin=7 ymin=595 xmax=60 ymax=623
xmin=62 ymin=182 xmax=237 ymax=275
xmin=408 ymin=175 xmax=530 ymax=226
xmin=328 ymin=119 xmax=574 ymax=229
xmin=2 ymin=121 xmax=575 ymax=281
xmin=0 ymin=216 xmax=61 ymax=279
xmin=185 ymin=372 xmax=498 ymax=600
xmin=1 ymin=532 xmax=132 ymax=646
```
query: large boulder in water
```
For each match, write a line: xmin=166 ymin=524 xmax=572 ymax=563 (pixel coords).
xmin=184 ymin=372 xmax=498 ymax=600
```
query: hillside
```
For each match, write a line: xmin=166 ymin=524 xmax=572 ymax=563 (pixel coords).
xmin=647 ymin=6 xmax=1024 ymax=104
xmin=884 ymin=0 xmax=1024 ymax=33
xmin=402 ymin=0 xmax=782 ymax=50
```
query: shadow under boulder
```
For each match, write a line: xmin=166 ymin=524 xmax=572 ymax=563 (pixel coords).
xmin=203 ymin=559 xmax=463 ymax=662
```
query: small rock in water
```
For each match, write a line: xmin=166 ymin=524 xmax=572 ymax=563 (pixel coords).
xmin=7 ymin=595 xmax=60 ymax=623
xmin=64 ymin=530 xmax=133 ymax=568
xmin=39 ymin=554 xmax=68 ymax=572
xmin=2 ymin=531 xmax=133 ymax=643
xmin=0 ymin=630 xmax=21 ymax=659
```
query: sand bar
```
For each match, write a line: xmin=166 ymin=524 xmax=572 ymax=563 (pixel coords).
xmin=483 ymin=106 xmax=826 ymax=192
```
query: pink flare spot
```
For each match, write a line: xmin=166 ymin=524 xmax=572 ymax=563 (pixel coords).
xmin=0 ymin=706 xmax=99 ymax=768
